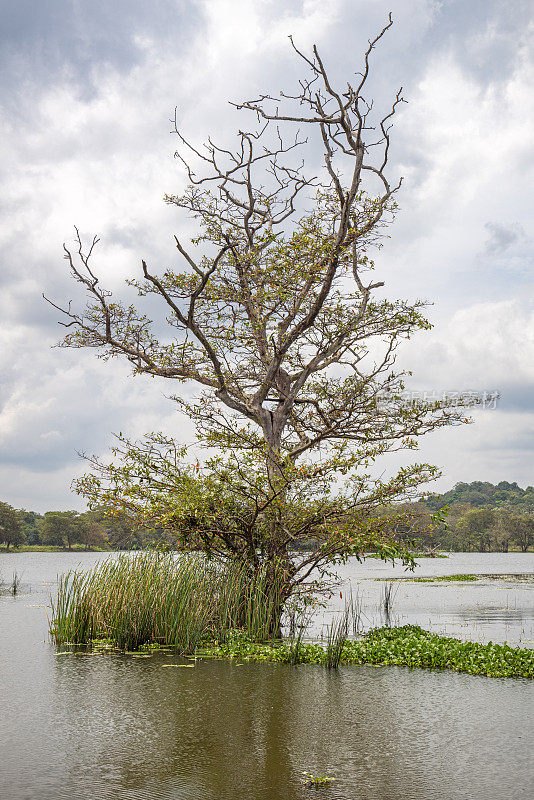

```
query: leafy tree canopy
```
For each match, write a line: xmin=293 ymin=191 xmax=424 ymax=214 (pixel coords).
xmin=0 ymin=502 xmax=25 ymax=550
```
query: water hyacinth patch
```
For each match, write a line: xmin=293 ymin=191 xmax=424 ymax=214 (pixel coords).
xmin=198 ymin=626 xmax=534 ymax=680
xmin=341 ymin=626 xmax=534 ymax=678
xmin=301 ymin=772 xmax=335 ymax=788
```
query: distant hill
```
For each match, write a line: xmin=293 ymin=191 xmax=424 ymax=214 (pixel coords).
xmin=423 ymin=481 xmax=534 ymax=514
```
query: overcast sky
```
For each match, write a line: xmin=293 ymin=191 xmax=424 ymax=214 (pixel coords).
xmin=1 ymin=0 xmax=533 ymax=512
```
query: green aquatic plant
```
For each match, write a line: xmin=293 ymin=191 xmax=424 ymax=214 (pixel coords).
xmin=381 ymin=580 xmax=398 ymax=625
xmin=365 ymin=552 xmax=448 ymax=559
xmin=285 ymin=603 xmax=313 ymax=666
xmin=50 ymin=551 xmax=286 ymax=652
xmin=301 ymin=772 xmax=335 ymax=788
xmin=324 ymin=602 xmax=351 ymax=668
xmin=379 ymin=574 xmax=478 ymax=583
xmin=50 ymin=555 xmax=534 ymax=679
xmin=197 ymin=626 xmax=534 ymax=679
xmin=342 ymin=626 xmax=534 ymax=679
xmin=324 ymin=590 xmax=366 ymax=667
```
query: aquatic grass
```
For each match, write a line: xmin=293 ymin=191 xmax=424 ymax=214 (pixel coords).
xmin=324 ymin=597 xmax=356 ymax=668
xmin=414 ymin=574 xmax=478 ymax=583
xmin=52 ymin=552 xmax=219 ymax=651
xmin=285 ymin=604 xmax=313 ymax=665
xmin=349 ymin=588 xmax=363 ymax=636
xmin=216 ymin=559 xmax=285 ymax=642
xmin=320 ymin=591 xmax=364 ymax=668
xmin=365 ymin=552 xmax=448 ymax=559
xmin=11 ymin=571 xmax=20 ymax=596
xmin=324 ymin=614 xmax=348 ymax=668
xmin=378 ymin=574 xmax=479 ymax=583
xmin=381 ymin=580 xmax=398 ymax=626
xmin=50 ymin=555 xmax=534 ymax=679
xmin=50 ymin=552 xmax=285 ymax=653
xmin=382 ymin=580 xmax=396 ymax=611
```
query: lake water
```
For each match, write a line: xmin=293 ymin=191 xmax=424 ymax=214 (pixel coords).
xmin=311 ymin=552 xmax=534 ymax=647
xmin=1 ymin=551 xmax=533 ymax=800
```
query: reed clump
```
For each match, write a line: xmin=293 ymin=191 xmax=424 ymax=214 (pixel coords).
xmin=284 ymin=603 xmax=313 ymax=665
xmin=324 ymin=605 xmax=350 ymax=668
xmin=50 ymin=551 xmax=283 ymax=653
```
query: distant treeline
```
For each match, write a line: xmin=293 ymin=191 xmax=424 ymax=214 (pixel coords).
xmin=0 ymin=503 xmax=154 ymax=551
xmin=1 ymin=480 xmax=533 ymax=552
xmin=424 ymin=480 xmax=534 ymax=514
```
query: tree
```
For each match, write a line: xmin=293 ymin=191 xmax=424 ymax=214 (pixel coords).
xmin=17 ymin=509 xmax=44 ymax=545
xmin=47 ymin=17 xmax=470 ymax=628
xmin=76 ymin=512 xmax=110 ymax=551
xmin=491 ymin=509 xmax=515 ymax=553
xmin=508 ymin=514 xmax=534 ymax=553
xmin=458 ymin=508 xmax=496 ymax=552
xmin=41 ymin=511 xmax=81 ymax=550
xmin=83 ymin=506 xmax=154 ymax=550
xmin=375 ymin=501 xmax=446 ymax=554
xmin=0 ymin=502 xmax=25 ymax=550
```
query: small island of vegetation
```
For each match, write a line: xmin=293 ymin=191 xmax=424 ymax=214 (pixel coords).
xmin=49 ymin=551 xmax=534 ymax=680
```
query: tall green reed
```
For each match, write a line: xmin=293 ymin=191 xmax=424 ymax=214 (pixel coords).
xmin=381 ymin=580 xmax=398 ymax=626
xmin=324 ymin=609 xmax=349 ymax=668
xmin=285 ymin=604 xmax=313 ymax=665
xmin=50 ymin=552 xmax=285 ymax=653
xmin=324 ymin=590 xmax=363 ymax=668
xmin=216 ymin=559 xmax=284 ymax=642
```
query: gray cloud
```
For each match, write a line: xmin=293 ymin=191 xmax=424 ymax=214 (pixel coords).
xmin=483 ymin=221 xmax=525 ymax=253
xmin=0 ymin=0 xmax=201 ymax=102
xmin=423 ymin=0 xmax=534 ymax=84
xmin=491 ymin=383 xmax=534 ymax=414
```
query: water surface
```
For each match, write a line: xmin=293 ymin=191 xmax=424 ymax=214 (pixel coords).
xmin=1 ymin=551 xmax=533 ymax=800
xmin=312 ymin=552 xmax=534 ymax=646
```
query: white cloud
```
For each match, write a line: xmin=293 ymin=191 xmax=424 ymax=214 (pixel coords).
xmin=403 ymin=299 xmax=534 ymax=389
xmin=381 ymin=24 xmax=534 ymax=305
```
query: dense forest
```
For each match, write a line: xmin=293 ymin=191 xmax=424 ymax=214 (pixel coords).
xmin=1 ymin=480 xmax=533 ymax=552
